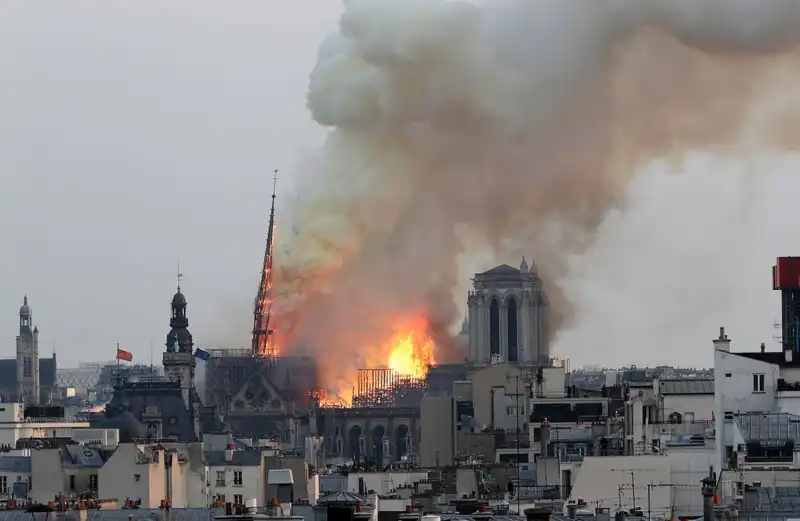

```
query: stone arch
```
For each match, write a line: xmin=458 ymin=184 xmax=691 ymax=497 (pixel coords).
xmin=348 ymin=425 xmax=363 ymax=460
xmin=395 ymin=424 xmax=409 ymax=460
xmin=489 ymin=297 xmax=500 ymax=356
xmin=372 ymin=425 xmax=386 ymax=466
xmin=507 ymin=296 xmax=518 ymax=362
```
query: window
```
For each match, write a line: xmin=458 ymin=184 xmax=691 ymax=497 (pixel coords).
xmin=88 ymin=474 xmax=98 ymax=491
xmin=724 ymin=411 xmax=734 ymax=420
xmin=23 ymin=357 xmax=32 ymax=378
xmin=215 ymin=493 xmax=226 ymax=503
xmin=234 ymin=494 xmax=243 ymax=505
xmin=216 ymin=470 xmax=226 ymax=487
xmin=69 ymin=475 xmax=75 ymax=490
xmin=134 ymin=474 xmax=141 ymax=483
xmin=0 ymin=475 xmax=6 ymax=494
xmin=753 ymin=373 xmax=765 ymax=393
xmin=725 ymin=373 xmax=732 ymax=377
xmin=233 ymin=471 xmax=243 ymax=486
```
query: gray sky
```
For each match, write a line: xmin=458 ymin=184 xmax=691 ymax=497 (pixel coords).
xmin=3 ymin=0 xmax=800 ymax=372
xmin=0 ymin=1 xmax=342 ymax=366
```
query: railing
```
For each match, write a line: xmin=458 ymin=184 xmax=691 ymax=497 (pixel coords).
xmin=777 ymin=379 xmax=800 ymax=391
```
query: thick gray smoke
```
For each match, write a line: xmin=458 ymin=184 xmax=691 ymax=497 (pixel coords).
xmin=275 ymin=0 xmax=800 ymax=394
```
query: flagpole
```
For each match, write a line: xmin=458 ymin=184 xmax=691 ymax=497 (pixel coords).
xmin=116 ymin=342 xmax=120 ymax=385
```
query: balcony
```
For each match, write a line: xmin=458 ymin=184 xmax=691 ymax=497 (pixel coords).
xmin=777 ymin=379 xmax=800 ymax=392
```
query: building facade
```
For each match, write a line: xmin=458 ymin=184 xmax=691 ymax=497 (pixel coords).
xmin=467 ymin=258 xmax=549 ymax=365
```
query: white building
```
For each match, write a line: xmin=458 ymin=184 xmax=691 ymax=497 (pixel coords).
xmin=0 ymin=403 xmax=90 ymax=447
xmin=712 ymin=325 xmax=800 ymax=473
xmin=0 ymin=456 xmax=30 ymax=498
xmin=206 ymin=446 xmax=263 ymax=506
xmin=656 ymin=377 xmax=714 ymax=422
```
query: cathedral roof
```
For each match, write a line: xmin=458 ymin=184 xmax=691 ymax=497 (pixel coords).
xmin=478 ymin=264 xmax=523 ymax=277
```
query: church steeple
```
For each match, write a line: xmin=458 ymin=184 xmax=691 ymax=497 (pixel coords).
xmin=166 ymin=275 xmax=193 ymax=354
xmin=19 ymin=295 xmax=32 ymax=332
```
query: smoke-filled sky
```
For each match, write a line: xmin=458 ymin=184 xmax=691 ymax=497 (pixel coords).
xmin=3 ymin=0 xmax=800 ymax=372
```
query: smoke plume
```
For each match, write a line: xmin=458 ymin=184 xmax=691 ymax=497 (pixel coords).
xmin=274 ymin=0 xmax=800 ymax=394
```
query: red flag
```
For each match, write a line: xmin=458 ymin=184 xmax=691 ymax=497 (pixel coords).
xmin=116 ymin=347 xmax=133 ymax=362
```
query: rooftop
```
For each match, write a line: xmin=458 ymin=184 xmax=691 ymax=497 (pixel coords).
xmin=658 ymin=378 xmax=714 ymax=395
xmin=736 ymin=412 xmax=800 ymax=442
xmin=0 ymin=456 xmax=30 ymax=473
xmin=206 ymin=450 xmax=262 ymax=466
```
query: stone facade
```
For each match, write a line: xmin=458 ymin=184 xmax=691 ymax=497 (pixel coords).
xmin=466 ymin=258 xmax=549 ymax=365
xmin=16 ymin=296 xmax=39 ymax=404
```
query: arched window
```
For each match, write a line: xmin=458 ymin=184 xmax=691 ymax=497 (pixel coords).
xmin=508 ymin=297 xmax=518 ymax=362
xmin=490 ymin=298 xmax=500 ymax=356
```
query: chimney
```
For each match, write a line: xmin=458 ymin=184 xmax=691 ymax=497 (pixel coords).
xmin=713 ymin=327 xmax=730 ymax=353
xmin=540 ymin=420 xmax=551 ymax=458
xmin=701 ymin=476 xmax=717 ymax=521
xmin=524 ymin=507 xmax=551 ymax=521
xmin=225 ymin=443 xmax=235 ymax=463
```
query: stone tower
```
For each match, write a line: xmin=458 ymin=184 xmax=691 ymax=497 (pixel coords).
xmin=466 ymin=257 xmax=549 ymax=365
xmin=162 ymin=282 xmax=196 ymax=409
xmin=16 ymin=295 xmax=40 ymax=404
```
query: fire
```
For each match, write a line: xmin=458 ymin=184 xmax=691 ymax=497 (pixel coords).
xmin=386 ymin=318 xmax=436 ymax=379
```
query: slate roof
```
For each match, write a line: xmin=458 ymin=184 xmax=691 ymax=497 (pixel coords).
xmin=97 ymin=379 xmax=197 ymax=442
xmin=60 ymin=445 xmax=110 ymax=468
xmin=737 ymin=350 xmax=800 ymax=367
xmin=205 ymin=449 xmax=262 ymax=466
xmin=0 ymin=456 xmax=31 ymax=473
xmin=659 ymin=378 xmax=714 ymax=395
xmin=319 ymin=490 xmax=368 ymax=504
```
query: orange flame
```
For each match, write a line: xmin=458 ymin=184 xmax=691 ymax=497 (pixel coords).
xmin=386 ymin=318 xmax=436 ymax=379
xmin=316 ymin=316 xmax=437 ymax=406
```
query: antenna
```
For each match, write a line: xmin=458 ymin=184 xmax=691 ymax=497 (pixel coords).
xmin=177 ymin=261 xmax=183 ymax=292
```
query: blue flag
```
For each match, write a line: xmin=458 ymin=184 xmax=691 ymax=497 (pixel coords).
xmin=193 ymin=348 xmax=211 ymax=361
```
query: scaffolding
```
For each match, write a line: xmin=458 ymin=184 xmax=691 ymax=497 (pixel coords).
xmin=352 ymin=368 xmax=427 ymax=408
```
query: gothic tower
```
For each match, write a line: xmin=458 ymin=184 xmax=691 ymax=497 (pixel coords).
xmin=162 ymin=282 xmax=196 ymax=409
xmin=466 ymin=257 xmax=549 ymax=365
xmin=16 ymin=296 xmax=40 ymax=404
